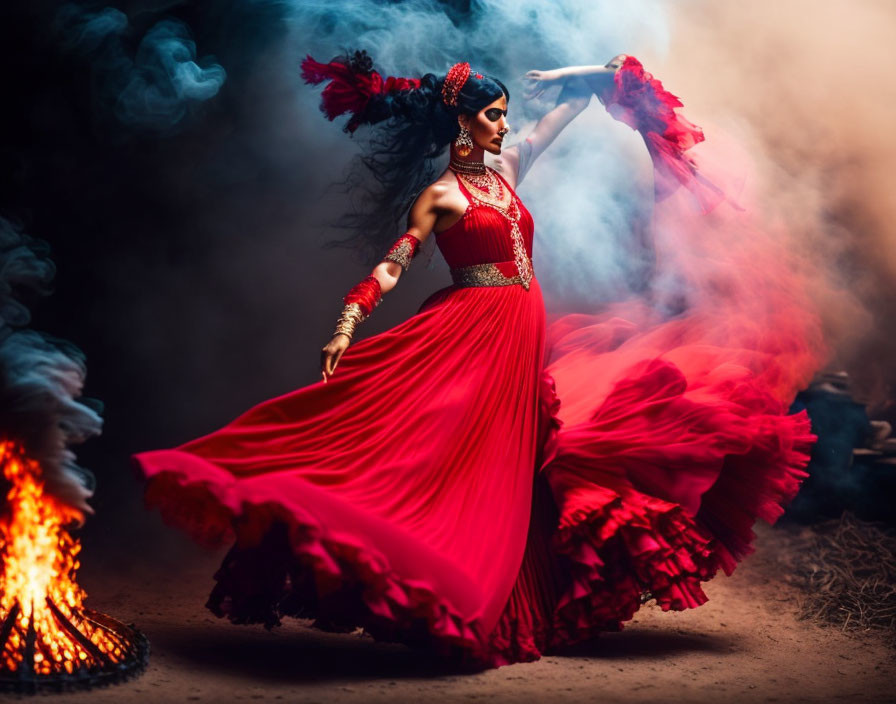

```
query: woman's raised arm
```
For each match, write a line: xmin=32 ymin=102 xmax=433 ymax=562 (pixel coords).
xmin=492 ymin=55 xmax=626 ymax=188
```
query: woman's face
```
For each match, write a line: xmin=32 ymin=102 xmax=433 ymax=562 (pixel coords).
xmin=460 ymin=94 xmax=509 ymax=155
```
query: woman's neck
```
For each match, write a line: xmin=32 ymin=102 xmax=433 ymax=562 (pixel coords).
xmin=449 ymin=144 xmax=486 ymax=175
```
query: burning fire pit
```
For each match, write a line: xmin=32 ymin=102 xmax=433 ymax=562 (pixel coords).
xmin=0 ymin=440 xmax=148 ymax=693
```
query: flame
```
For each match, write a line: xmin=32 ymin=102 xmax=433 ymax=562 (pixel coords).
xmin=0 ymin=440 xmax=129 ymax=677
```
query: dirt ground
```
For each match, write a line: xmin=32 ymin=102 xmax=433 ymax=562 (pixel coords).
xmin=49 ymin=523 xmax=895 ymax=704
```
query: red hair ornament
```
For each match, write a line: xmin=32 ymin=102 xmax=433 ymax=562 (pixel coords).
xmin=441 ymin=62 xmax=470 ymax=107
xmin=441 ymin=62 xmax=484 ymax=107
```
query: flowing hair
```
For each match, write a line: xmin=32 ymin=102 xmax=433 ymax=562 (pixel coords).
xmin=302 ymin=50 xmax=509 ymax=264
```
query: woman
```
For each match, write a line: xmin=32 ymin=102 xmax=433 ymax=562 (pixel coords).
xmin=134 ymin=51 xmax=819 ymax=667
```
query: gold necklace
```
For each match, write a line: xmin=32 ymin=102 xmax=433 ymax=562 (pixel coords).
xmin=457 ymin=169 xmax=507 ymax=210
xmin=448 ymin=157 xmax=486 ymax=175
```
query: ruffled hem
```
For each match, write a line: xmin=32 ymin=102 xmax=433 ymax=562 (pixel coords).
xmin=549 ymin=489 xmax=719 ymax=647
xmin=486 ymin=611 xmax=550 ymax=667
xmin=541 ymin=359 xmax=814 ymax=647
xmin=135 ymin=454 xmax=492 ymax=665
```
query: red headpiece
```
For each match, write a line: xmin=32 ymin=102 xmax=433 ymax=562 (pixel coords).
xmin=441 ymin=62 xmax=484 ymax=108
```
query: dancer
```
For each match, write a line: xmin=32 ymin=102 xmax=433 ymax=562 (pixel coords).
xmin=133 ymin=51 xmax=820 ymax=667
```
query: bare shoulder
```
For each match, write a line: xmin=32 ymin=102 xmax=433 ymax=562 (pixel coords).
xmin=421 ymin=172 xmax=457 ymax=202
xmin=407 ymin=172 xmax=466 ymax=238
xmin=414 ymin=171 xmax=464 ymax=213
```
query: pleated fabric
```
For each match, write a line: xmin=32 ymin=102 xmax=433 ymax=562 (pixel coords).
xmin=135 ymin=172 xmax=551 ymax=663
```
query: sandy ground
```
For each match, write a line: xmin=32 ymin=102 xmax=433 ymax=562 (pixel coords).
xmin=42 ymin=524 xmax=895 ymax=704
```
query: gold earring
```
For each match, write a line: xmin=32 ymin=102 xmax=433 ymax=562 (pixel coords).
xmin=455 ymin=125 xmax=473 ymax=157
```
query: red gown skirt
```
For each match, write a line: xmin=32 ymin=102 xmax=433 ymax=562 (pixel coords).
xmin=134 ymin=168 xmax=820 ymax=667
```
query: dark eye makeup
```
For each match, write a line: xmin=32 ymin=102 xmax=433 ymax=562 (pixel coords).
xmin=484 ymin=108 xmax=508 ymax=121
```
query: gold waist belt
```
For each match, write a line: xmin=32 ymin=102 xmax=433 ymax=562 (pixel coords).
xmin=450 ymin=260 xmax=532 ymax=288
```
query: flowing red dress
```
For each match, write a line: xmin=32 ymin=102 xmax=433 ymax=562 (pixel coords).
xmin=134 ymin=162 xmax=817 ymax=666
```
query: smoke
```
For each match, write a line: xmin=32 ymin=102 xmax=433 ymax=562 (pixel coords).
xmin=658 ymin=0 xmax=895 ymax=402
xmin=54 ymin=4 xmax=226 ymax=132
xmin=0 ymin=219 xmax=101 ymax=520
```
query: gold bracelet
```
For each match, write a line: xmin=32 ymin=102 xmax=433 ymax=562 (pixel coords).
xmin=333 ymin=302 xmax=365 ymax=339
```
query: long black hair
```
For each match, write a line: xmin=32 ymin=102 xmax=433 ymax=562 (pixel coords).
xmin=303 ymin=50 xmax=509 ymax=264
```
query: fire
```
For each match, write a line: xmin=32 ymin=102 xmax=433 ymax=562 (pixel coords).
xmin=0 ymin=439 xmax=146 ymax=688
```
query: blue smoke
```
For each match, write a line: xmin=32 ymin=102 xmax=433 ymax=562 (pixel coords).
xmin=0 ymin=218 xmax=101 ymax=520
xmin=55 ymin=4 xmax=226 ymax=132
xmin=116 ymin=20 xmax=227 ymax=130
xmin=56 ymin=5 xmax=128 ymax=52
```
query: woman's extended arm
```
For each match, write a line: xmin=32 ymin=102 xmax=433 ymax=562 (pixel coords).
xmin=492 ymin=55 xmax=627 ymax=187
xmin=319 ymin=188 xmax=440 ymax=381
xmin=523 ymin=55 xmax=627 ymax=100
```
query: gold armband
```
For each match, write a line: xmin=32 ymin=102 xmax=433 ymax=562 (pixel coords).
xmin=382 ymin=232 xmax=421 ymax=271
xmin=333 ymin=302 xmax=365 ymax=340
xmin=333 ymin=274 xmax=382 ymax=340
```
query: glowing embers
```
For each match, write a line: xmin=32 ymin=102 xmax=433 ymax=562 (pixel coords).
xmin=0 ymin=441 xmax=148 ymax=692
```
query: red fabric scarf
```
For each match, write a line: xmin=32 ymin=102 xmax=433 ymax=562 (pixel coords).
xmin=602 ymin=57 xmax=725 ymax=213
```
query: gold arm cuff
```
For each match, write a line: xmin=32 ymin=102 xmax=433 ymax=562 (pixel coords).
xmin=332 ymin=302 xmax=365 ymax=340
xmin=383 ymin=238 xmax=416 ymax=271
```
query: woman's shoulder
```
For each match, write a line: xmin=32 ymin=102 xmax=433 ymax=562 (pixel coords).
xmin=414 ymin=171 xmax=463 ymax=209
xmin=408 ymin=170 xmax=468 ymax=234
xmin=421 ymin=170 xmax=457 ymax=196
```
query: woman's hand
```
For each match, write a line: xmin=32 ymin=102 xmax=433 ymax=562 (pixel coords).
xmin=605 ymin=54 xmax=628 ymax=71
xmin=589 ymin=56 xmax=627 ymax=104
xmin=523 ymin=68 xmax=566 ymax=100
xmin=320 ymin=333 xmax=350 ymax=383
